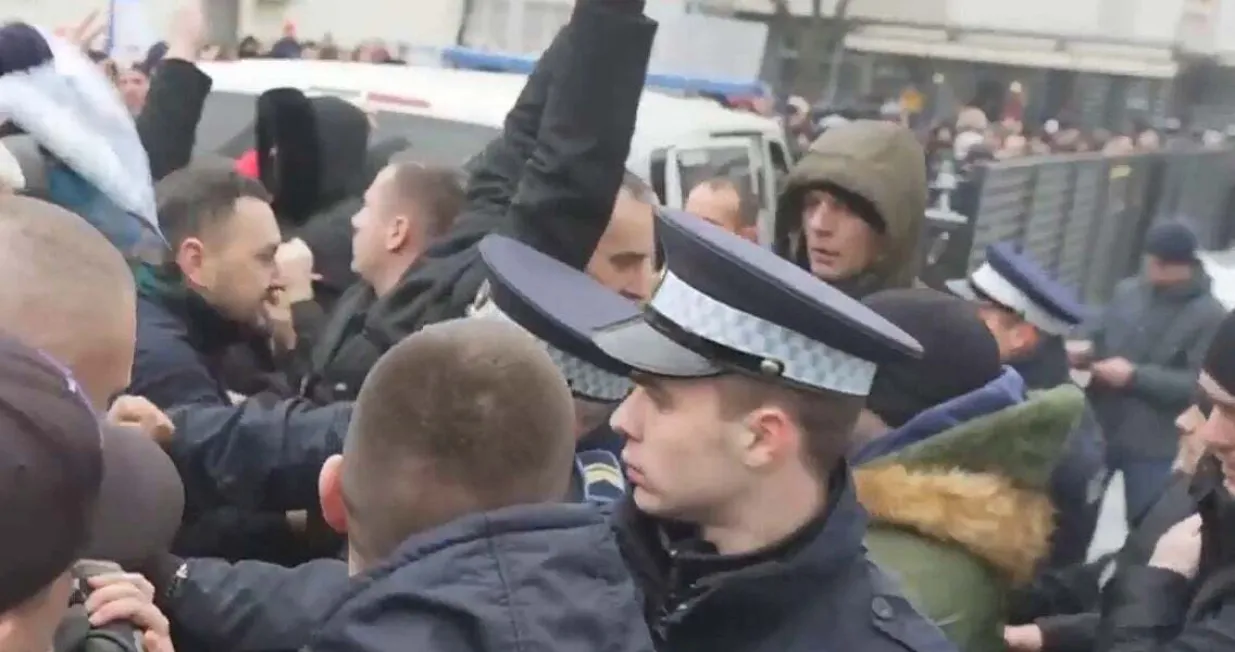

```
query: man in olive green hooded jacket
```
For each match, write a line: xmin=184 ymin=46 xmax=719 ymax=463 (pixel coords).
xmin=775 ymin=120 xmax=928 ymax=298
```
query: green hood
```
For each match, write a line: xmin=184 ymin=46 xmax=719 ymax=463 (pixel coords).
xmin=855 ymin=384 xmax=1084 ymax=584
xmin=776 ymin=120 xmax=927 ymax=298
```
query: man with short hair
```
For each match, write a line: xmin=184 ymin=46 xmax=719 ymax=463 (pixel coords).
xmin=588 ymin=209 xmax=954 ymax=651
xmin=305 ymin=318 xmax=654 ymax=650
xmin=298 ymin=161 xmax=465 ymax=402
xmin=0 ymin=196 xmax=183 ymax=652
xmin=302 ymin=0 xmax=658 ymax=403
xmin=130 ymin=165 xmax=351 ymax=563
xmin=684 ymin=176 xmax=757 ymax=241
xmin=350 ymin=162 xmax=464 ymax=298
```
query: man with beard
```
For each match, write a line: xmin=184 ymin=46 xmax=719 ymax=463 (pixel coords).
xmin=130 ymin=165 xmax=349 ymax=564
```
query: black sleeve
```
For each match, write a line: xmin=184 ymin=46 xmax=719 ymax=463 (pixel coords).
xmin=166 ymin=397 xmax=351 ymax=513
xmin=171 ymin=507 xmax=300 ymax=562
xmin=504 ymin=0 xmax=657 ymax=271
xmin=457 ymin=28 xmax=564 ymax=231
xmin=1095 ymin=566 xmax=1235 ymax=652
xmin=1007 ymin=555 xmax=1111 ymax=623
xmin=135 ymin=58 xmax=212 ymax=181
xmin=1040 ymin=612 xmax=1100 ymax=652
xmin=155 ymin=555 xmax=349 ymax=652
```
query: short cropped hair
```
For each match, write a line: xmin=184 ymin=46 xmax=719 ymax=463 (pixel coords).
xmin=342 ymin=318 xmax=576 ymax=562
xmin=0 ymin=196 xmax=135 ymax=404
xmin=715 ymin=375 xmax=863 ymax=477
xmin=155 ymin=165 xmax=271 ymax=250
xmin=387 ymin=161 xmax=464 ymax=239
xmin=696 ymin=176 xmax=758 ymax=227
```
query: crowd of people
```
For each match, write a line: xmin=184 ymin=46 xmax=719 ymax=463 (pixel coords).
xmin=3 ymin=1 xmax=1235 ymax=651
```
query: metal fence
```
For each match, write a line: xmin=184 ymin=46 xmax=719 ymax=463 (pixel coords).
xmin=919 ymin=147 xmax=1235 ymax=305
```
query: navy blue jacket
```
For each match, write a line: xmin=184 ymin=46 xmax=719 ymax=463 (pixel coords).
xmin=132 ymin=291 xmax=350 ymax=525
xmin=305 ymin=504 xmax=653 ymax=652
xmin=614 ymin=465 xmax=957 ymax=652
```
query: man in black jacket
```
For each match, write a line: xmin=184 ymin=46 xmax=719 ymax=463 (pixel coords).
xmin=1089 ymin=309 xmax=1235 ymax=651
xmin=130 ymin=165 xmax=349 ymax=563
xmin=1004 ymin=400 xmax=1208 ymax=651
xmin=297 ymin=9 xmax=657 ymax=405
xmin=146 ymin=0 xmax=652 ymax=561
xmin=145 ymin=5 xmax=659 ymax=649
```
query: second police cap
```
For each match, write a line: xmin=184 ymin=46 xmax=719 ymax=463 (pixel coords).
xmin=476 ymin=234 xmax=636 ymax=402
xmin=945 ymin=242 xmax=1085 ymax=336
xmin=592 ymin=208 xmax=924 ymax=396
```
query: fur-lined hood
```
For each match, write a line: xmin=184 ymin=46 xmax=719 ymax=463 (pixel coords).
xmin=855 ymin=384 xmax=1084 ymax=584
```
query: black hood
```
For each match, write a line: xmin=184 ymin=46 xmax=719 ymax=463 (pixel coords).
xmin=255 ymin=89 xmax=371 ymax=229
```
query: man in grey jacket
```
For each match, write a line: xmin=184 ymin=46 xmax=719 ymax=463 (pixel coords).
xmin=1077 ymin=222 xmax=1225 ymax=526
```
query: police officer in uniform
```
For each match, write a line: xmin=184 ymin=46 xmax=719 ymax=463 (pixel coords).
xmin=540 ymin=207 xmax=953 ymax=651
xmin=474 ymin=233 xmax=633 ymax=504
xmin=947 ymin=242 xmax=1108 ymax=567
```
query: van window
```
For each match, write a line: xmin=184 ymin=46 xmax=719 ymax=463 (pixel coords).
xmin=194 ymin=91 xmax=502 ymax=168
xmin=674 ymin=144 xmax=756 ymax=208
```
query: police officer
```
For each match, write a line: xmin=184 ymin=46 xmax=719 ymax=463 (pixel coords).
xmin=947 ymin=242 xmax=1109 ymax=567
xmin=474 ymin=233 xmax=634 ymax=504
xmin=572 ymin=208 xmax=953 ymax=651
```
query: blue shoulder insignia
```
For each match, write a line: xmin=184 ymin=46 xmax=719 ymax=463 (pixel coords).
xmin=575 ymin=450 xmax=626 ymax=505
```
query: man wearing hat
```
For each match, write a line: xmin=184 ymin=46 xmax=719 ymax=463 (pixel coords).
xmin=594 ymin=209 xmax=953 ymax=651
xmin=471 ymin=233 xmax=636 ymax=504
xmin=948 ymin=242 xmax=1110 ymax=567
xmin=0 ymin=335 xmax=180 ymax=652
xmin=1079 ymin=221 xmax=1225 ymax=526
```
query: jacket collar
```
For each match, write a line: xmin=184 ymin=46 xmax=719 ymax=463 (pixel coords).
xmin=851 ymin=366 xmax=1026 ymax=464
xmin=617 ymin=463 xmax=868 ymax=613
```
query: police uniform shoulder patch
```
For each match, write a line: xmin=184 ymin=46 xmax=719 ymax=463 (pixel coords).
xmin=576 ymin=450 xmax=626 ymax=505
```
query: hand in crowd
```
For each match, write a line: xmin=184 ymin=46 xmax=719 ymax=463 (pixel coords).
xmin=1003 ymin=624 xmax=1043 ymax=651
xmin=107 ymin=395 xmax=175 ymax=446
xmin=276 ymin=238 xmax=317 ymax=304
xmin=83 ymin=571 xmax=175 ymax=652
xmin=1150 ymin=513 xmax=1204 ymax=579
xmin=65 ymin=10 xmax=106 ymax=51
xmin=165 ymin=0 xmax=207 ymax=63
xmin=1090 ymin=357 xmax=1135 ymax=388
xmin=264 ymin=287 xmax=298 ymax=351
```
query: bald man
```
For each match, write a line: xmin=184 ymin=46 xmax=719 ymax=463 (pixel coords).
xmin=0 ymin=195 xmax=137 ymax=407
xmin=683 ymin=177 xmax=757 ymax=241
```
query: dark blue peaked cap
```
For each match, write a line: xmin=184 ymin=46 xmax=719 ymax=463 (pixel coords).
xmin=476 ymin=234 xmax=636 ymax=402
xmin=946 ymin=242 xmax=1086 ymax=335
xmin=592 ymin=208 xmax=922 ymax=397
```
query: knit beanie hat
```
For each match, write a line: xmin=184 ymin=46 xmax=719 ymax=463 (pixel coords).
xmin=1144 ymin=221 xmax=1199 ymax=264
xmin=862 ymin=288 xmax=1003 ymax=427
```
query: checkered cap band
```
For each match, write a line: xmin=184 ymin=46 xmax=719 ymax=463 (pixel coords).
xmin=469 ymin=290 xmax=633 ymax=402
xmin=648 ymin=270 xmax=877 ymax=395
xmin=970 ymin=263 xmax=1072 ymax=336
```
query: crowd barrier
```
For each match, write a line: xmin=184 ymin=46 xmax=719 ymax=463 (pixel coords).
xmin=918 ymin=147 xmax=1235 ymax=305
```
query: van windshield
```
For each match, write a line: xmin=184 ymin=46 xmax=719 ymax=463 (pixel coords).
xmin=193 ymin=91 xmax=502 ymax=169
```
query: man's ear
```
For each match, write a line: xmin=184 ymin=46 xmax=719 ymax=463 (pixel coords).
xmin=175 ymin=237 xmax=210 ymax=288
xmin=739 ymin=407 xmax=794 ymax=470
xmin=385 ymin=213 xmax=413 ymax=253
xmin=319 ymin=454 xmax=348 ymax=535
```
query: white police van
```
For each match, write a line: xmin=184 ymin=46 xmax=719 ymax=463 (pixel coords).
xmin=194 ymin=59 xmax=791 ymax=243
